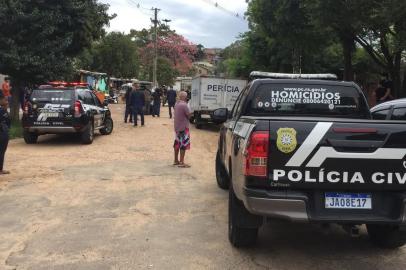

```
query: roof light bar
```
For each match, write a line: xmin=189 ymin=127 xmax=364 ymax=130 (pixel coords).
xmin=250 ymin=71 xmax=338 ymax=80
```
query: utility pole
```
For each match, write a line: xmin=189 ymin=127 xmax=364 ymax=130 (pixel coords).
xmin=151 ymin=7 xmax=160 ymax=88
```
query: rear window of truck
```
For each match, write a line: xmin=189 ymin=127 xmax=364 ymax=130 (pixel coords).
xmin=31 ymin=89 xmax=74 ymax=104
xmin=248 ymin=84 xmax=370 ymax=118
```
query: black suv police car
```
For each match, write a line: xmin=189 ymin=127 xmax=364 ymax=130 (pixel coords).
xmin=22 ymin=83 xmax=114 ymax=144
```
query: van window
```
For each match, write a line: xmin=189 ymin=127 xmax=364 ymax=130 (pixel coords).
xmin=248 ymin=83 xmax=370 ymax=118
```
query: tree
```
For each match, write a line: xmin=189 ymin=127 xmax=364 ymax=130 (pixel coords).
xmin=0 ymin=0 xmax=112 ymax=120
xmin=353 ymin=0 xmax=406 ymax=97
xmin=194 ymin=44 xmax=205 ymax=61
xmin=133 ymin=27 xmax=197 ymax=83
xmin=240 ymin=0 xmax=406 ymax=93
xmin=245 ymin=0 xmax=342 ymax=75
xmin=79 ymin=32 xmax=139 ymax=78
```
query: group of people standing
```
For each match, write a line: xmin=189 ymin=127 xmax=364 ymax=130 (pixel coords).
xmin=123 ymin=82 xmax=178 ymax=125
xmin=123 ymin=82 xmax=192 ymax=167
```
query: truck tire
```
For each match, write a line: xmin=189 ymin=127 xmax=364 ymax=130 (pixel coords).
xmin=81 ymin=122 xmax=94 ymax=144
xmin=228 ymin=185 xmax=259 ymax=248
xmin=216 ymin=151 xmax=229 ymax=190
xmin=100 ymin=117 xmax=114 ymax=135
xmin=367 ymin=224 xmax=406 ymax=249
xmin=194 ymin=112 xmax=203 ymax=129
xmin=23 ymin=130 xmax=38 ymax=144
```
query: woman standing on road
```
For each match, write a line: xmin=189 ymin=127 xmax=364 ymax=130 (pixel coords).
xmin=0 ymin=94 xmax=11 ymax=175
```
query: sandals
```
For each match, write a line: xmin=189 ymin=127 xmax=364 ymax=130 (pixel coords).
xmin=178 ymin=163 xmax=191 ymax=168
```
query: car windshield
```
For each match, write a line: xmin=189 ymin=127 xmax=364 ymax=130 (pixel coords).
xmin=248 ymin=83 xmax=370 ymax=119
xmin=31 ymin=89 xmax=74 ymax=104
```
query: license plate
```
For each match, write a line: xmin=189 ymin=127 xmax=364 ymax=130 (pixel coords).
xmin=43 ymin=112 xmax=60 ymax=118
xmin=325 ymin=192 xmax=372 ymax=209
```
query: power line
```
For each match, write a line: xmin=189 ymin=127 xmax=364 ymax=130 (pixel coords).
xmin=198 ymin=0 xmax=246 ymax=21
xmin=126 ymin=0 xmax=153 ymax=16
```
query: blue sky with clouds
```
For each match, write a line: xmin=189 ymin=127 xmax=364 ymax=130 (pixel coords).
xmin=101 ymin=0 xmax=249 ymax=48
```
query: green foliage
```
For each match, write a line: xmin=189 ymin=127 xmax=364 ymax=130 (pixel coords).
xmin=0 ymin=0 xmax=112 ymax=83
xmin=78 ymin=32 xmax=139 ymax=78
xmin=222 ymin=0 xmax=406 ymax=94
xmin=157 ymin=57 xmax=177 ymax=86
xmin=231 ymin=0 xmax=345 ymax=76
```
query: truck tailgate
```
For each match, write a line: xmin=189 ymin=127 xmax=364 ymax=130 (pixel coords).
xmin=267 ymin=119 xmax=406 ymax=190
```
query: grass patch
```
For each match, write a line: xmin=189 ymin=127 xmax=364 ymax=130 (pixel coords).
xmin=9 ymin=121 xmax=23 ymax=139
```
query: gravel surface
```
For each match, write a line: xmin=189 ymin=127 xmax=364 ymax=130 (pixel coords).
xmin=0 ymin=104 xmax=405 ymax=270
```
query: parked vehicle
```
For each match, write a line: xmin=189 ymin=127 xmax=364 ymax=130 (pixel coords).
xmin=190 ymin=76 xmax=247 ymax=129
xmin=22 ymin=83 xmax=114 ymax=144
xmin=371 ymin=98 xmax=406 ymax=120
xmin=214 ymin=72 xmax=406 ymax=249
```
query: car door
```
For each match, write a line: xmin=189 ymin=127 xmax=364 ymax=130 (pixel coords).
xmin=90 ymin=91 xmax=105 ymax=127
xmin=224 ymin=85 xmax=250 ymax=172
xmin=83 ymin=90 xmax=102 ymax=128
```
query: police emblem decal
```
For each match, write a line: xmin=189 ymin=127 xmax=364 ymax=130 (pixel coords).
xmin=277 ymin=128 xmax=297 ymax=154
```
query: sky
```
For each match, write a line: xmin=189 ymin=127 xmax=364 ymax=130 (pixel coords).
xmin=100 ymin=0 xmax=249 ymax=48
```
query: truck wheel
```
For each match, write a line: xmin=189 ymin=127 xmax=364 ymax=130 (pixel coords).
xmin=367 ymin=224 xmax=406 ymax=249
xmin=23 ymin=130 xmax=38 ymax=144
xmin=100 ymin=117 xmax=114 ymax=135
xmin=194 ymin=112 xmax=202 ymax=129
xmin=81 ymin=122 xmax=94 ymax=144
xmin=195 ymin=122 xmax=202 ymax=129
xmin=216 ymin=151 xmax=229 ymax=190
xmin=228 ymin=185 xmax=259 ymax=248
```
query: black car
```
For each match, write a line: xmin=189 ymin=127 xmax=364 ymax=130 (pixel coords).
xmin=214 ymin=72 xmax=406 ymax=249
xmin=22 ymin=84 xmax=114 ymax=144
xmin=370 ymin=98 xmax=406 ymax=120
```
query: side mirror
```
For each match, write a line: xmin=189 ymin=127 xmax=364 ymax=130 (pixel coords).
xmin=103 ymin=99 xmax=109 ymax=107
xmin=212 ymin=108 xmax=228 ymax=124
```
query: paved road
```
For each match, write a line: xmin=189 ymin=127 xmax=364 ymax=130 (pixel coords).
xmin=0 ymin=104 xmax=405 ymax=270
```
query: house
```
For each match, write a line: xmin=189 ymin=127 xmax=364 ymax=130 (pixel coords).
xmin=193 ymin=62 xmax=215 ymax=76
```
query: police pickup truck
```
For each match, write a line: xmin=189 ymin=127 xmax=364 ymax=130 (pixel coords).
xmin=213 ymin=72 xmax=406 ymax=248
xmin=22 ymin=83 xmax=113 ymax=144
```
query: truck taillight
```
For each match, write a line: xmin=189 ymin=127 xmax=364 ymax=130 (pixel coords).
xmin=24 ymin=102 xmax=29 ymax=114
xmin=74 ymin=100 xmax=82 ymax=117
xmin=244 ymin=131 xmax=269 ymax=177
xmin=23 ymin=102 xmax=30 ymax=115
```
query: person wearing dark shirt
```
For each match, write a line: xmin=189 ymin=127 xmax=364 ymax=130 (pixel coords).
xmin=0 ymin=94 xmax=11 ymax=174
xmin=152 ymin=88 xmax=162 ymax=117
xmin=167 ymin=87 xmax=177 ymax=119
xmin=130 ymin=82 xmax=145 ymax=126
xmin=124 ymin=86 xmax=133 ymax=123
xmin=376 ymin=74 xmax=393 ymax=103
xmin=162 ymin=87 xmax=168 ymax=107
xmin=186 ymin=89 xmax=191 ymax=102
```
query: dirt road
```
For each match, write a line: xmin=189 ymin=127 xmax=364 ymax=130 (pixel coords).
xmin=0 ymin=104 xmax=405 ymax=270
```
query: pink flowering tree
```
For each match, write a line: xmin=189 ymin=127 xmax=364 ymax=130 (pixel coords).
xmin=140 ymin=32 xmax=197 ymax=76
